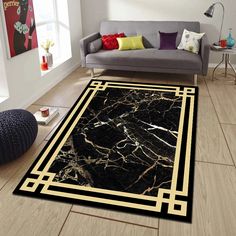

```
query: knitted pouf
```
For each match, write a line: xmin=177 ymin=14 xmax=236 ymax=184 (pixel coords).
xmin=0 ymin=109 xmax=38 ymax=165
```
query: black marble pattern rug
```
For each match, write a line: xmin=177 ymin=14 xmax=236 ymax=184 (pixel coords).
xmin=14 ymin=80 xmax=198 ymax=223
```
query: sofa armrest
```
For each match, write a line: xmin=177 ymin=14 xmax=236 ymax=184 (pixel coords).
xmin=200 ymin=34 xmax=210 ymax=76
xmin=80 ymin=32 xmax=100 ymax=67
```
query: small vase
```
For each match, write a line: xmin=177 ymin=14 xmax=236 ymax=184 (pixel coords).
xmin=45 ymin=52 xmax=53 ymax=67
xmin=41 ymin=56 xmax=48 ymax=71
xmin=227 ymin=28 xmax=235 ymax=48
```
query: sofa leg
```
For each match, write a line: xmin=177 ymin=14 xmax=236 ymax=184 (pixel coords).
xmin=194 ymin=74 xmax=198 ymax=85
xmin=90 ymin=68 xmax=95 ymax=78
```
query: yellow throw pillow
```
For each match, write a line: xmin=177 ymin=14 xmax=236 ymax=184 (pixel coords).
xmin=117 ymin=36 xmax=145 ymax=50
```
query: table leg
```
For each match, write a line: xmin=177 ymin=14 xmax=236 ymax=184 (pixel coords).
xmin=225 ymin=54 xmax=228 ymax=77
xmin=212 ymin=54 xmax=225 ymax=81
xmin=227 ymin=56 xmax=236 ymax=85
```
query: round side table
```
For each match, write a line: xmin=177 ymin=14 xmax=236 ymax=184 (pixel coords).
xmin=211 ymin=47 xmax=236 ymax=84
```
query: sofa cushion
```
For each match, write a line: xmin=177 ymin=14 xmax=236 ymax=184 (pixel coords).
xmin=137 ymin=32 xmax=158 ymax=48
xmin=159 ymin=32 xmax=178 ymax=50
xmin=86 ymin=49 xmax=202 ymax=71
xmin=102 ymin=33 xmax=126 ymax=50
xmin=100 ymin=21 xmax=200 ymax=49
xmin=87 ymin=38 xmax=102 ymax=53
xmin=117 ymin=36 xmax=145 ymax=50
xmin=178 ymin=29 xmax=205 ymax=54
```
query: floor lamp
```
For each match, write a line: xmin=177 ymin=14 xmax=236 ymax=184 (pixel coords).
xmin=204 ymin=2 xmax=225 ymax=45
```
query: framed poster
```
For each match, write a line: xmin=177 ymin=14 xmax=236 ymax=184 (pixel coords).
xmin=1 ymin=0 xmax=38 ymax=58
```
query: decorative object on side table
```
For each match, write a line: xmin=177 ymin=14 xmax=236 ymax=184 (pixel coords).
xmin=204 ymin=2 xmax=225 ymax=45
xmin=220 ymin=39 xmax=227 ymax=48
xmin=41 ymin=39 xmax=54 ymax=67
xmin=34 ymin=107 xmax=59 ymax=125
xmin=227 ymin=28 xmax=235 ymax=48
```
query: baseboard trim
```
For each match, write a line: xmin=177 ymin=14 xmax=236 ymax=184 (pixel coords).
xmin=21 ymin=62 xmax=81 ymax=109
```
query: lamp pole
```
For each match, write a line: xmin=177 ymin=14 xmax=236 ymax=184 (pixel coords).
xmin=214 ymin=2 xmax=225 ymax=43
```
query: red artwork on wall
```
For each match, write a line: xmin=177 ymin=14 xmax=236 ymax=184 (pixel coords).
xmin=2 ymin=0 xmax=38 ymax=58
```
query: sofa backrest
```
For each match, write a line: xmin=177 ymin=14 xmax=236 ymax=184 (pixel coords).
xmin=100 ymin=21 xmax=200 ymax=48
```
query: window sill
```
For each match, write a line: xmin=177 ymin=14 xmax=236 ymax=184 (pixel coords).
xmin=41 ymin=56 xmax=72 ymax=77
xmin=0 ymin=96 xmax=9 ymax=104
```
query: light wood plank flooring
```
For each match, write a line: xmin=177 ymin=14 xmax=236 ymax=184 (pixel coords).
xmin=0 ymin=67 xmax=236 ymax=236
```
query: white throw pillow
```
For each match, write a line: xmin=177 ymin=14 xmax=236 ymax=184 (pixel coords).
xmin=178 ymin=29 xmax=205 ymax=54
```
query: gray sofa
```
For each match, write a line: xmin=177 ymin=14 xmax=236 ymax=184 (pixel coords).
xmin=80 ymin=21 xmax=210 ymax=84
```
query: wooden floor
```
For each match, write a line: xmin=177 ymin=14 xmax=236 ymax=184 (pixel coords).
xmin=0 ymin=67 xmax=236 ymax=236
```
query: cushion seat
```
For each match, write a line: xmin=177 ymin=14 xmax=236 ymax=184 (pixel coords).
xmin=86 ymin=49 xmax=202 ymax=71
xmin=0 ymin=109 xmax=38 ymax=165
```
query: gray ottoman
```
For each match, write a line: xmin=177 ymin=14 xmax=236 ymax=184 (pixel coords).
xmin=0 ymin=109 xmax=38 ymax=165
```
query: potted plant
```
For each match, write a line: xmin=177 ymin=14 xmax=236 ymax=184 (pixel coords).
xmin=41 ymin=40 xmax=54 ymax=67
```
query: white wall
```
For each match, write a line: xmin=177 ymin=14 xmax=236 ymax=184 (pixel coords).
xmin=0 ymin=0 xmax=83 ymax=111
xmin=0 ymin=46 xmax=8 ymax=98
xmin=81 ymin=0 xmax=236 ymax=64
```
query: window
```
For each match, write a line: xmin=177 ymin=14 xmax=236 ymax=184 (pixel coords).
xmin=33 ymin=0 xmax=72 ymax=67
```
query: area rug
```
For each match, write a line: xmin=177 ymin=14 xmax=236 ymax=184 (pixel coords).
xmin=14 ymin=80 xmax=198 ymax=223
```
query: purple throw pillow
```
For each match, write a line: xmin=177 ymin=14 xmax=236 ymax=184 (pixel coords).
xmin=159 ymin=31 xmax=178 ymax=50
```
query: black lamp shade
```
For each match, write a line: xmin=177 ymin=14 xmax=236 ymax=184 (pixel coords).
xmin=204 ymin=5 xmax=215 ymax=17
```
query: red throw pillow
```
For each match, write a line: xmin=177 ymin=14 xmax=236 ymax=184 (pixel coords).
xmin=102 ymin=33 xmax=126 ymax=50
